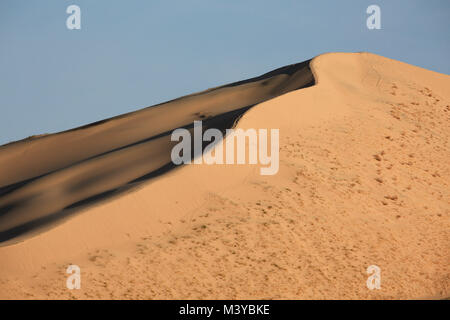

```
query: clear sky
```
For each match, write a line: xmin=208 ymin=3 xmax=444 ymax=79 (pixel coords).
xmin=1 ymin=0 xmax=449 ymax=145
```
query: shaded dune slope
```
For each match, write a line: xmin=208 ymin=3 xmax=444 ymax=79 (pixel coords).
xmin=0 ymin=60 xmax=314 ymax=243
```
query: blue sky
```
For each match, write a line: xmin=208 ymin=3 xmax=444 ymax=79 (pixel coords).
xmin=1 ymin=0 xmax=449 ymax=145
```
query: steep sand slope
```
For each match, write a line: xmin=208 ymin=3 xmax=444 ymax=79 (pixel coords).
xmin=0 ymin=52 xmax=449 ymax=299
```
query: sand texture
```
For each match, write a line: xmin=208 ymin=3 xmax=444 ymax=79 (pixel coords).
xmin=0 ymin=52 xmax=448 ymax=299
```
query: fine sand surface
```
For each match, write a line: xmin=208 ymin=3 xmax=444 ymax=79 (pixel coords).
xmin=0 ymin=52 xmax=448 ymax=299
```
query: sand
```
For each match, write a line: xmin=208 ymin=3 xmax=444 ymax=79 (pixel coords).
xmin=0 ymin=52 xmax=448 ymax=299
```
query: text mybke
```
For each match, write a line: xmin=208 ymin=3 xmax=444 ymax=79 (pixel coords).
xmin=171 ymin=121 xmax=279 ymax=175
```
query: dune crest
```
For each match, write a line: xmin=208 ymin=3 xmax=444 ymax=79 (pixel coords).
xmin=0 ymin=52 xmax=449 ymax=299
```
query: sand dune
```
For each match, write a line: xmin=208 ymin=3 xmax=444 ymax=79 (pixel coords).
xmin=0 ymin=52 xmax=448 ymax=299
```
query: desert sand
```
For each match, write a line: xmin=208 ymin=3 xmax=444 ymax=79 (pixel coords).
xmin=0 ymin=52 xmax=448 ymax=299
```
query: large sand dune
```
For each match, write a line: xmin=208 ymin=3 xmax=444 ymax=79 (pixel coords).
xmin=0 ymin=52 xmax=448 ymax=299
